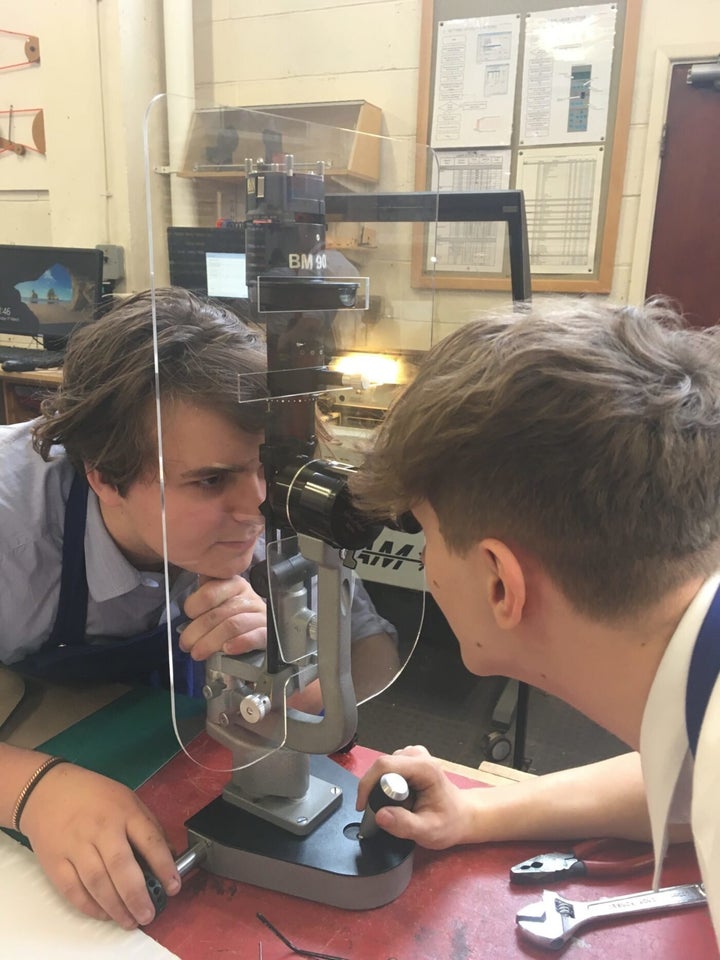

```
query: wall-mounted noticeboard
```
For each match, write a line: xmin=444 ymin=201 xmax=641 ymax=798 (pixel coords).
xmin=413 ymin=0 xmax=642 ymax=293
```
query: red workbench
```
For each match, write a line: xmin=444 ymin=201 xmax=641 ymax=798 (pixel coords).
xmin=137 ymin=737 xmax=717 ymax=960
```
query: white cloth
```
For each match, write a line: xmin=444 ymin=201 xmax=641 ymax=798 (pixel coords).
xmin=640 ymin=574 xmax=720 ymax=947
xmin=0 ymin=832 xmax=180 ymax=960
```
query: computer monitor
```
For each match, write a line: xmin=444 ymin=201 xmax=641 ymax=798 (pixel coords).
xmin=167 ymin=226 xmax=248 ymax=301
xmin=0 ymin=244 xmax=104 ymax=347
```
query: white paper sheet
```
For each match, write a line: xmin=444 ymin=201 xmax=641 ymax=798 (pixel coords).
xmin=426 ymin=149 xmax=512 ymax=273
xmin=431 ymin=15 xmax=521 ymax=148
xmin=0 ymin=832 xmax=180 ymax=960
xmin=516 ymin=143 xmax=605 ymax=274
xmin=519 ymin=4 xmax=617 ymax=146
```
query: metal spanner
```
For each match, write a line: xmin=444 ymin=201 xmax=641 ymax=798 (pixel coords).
xmin=516 ymin=882 xmax=707 ymax=950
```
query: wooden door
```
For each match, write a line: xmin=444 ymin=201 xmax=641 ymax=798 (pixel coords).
xmin=644 ymin=63 xmax=720 ymax=328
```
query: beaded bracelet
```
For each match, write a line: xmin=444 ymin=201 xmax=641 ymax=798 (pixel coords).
xmin=11 ymin=756 xmax=69 ymax=833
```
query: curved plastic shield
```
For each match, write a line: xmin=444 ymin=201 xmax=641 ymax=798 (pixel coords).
xmin=239 ymin=372 xmax=427 ymax=720
xmin=142 ymin=96 xmax=294 ymax=773
xmin=263 ymin=525 xmax=425 ymax=721
xmin=350 ymin=526 xmax=426 ymax=706
xmin=143 ymin=91 xmax=528 ymax=773
xmin=140 ymin=93 xmax=440 ymax=770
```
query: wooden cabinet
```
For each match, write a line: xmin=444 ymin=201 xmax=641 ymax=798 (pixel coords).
xmin=0 ymin=368 xmax=62 ymax=425
xmin=179 ymin=101 xmax=383 ymax=185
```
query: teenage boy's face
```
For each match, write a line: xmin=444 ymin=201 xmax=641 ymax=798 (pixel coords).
xmin=118 ymin=400 xmax=265 ymax=578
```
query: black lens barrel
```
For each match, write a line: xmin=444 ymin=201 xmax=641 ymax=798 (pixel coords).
xmin=268 ymin=459 xmax=383 ymax=551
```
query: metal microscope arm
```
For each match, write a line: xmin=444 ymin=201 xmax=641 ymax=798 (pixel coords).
xmin=203 ymin=530 xmax=358 ymax=767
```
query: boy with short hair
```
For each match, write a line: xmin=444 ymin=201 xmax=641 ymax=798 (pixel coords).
xmin=353 ymin=299 xmax=720 ymax=947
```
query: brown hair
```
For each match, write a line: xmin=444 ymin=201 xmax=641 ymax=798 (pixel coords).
xmin=350 ymin=298 xmax=720 ymax=619
xmin=32 ymin=287 xmax=267 ymax=493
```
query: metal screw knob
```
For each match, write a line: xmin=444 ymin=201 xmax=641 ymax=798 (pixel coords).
xmin=240 ymin=693 xmax=272 ymax=724
xmin=202 ymin=679 xmax=226 ymax=701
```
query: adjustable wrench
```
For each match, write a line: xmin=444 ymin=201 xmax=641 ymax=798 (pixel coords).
xmin=516 ymin=882 xmax=707 ymax=950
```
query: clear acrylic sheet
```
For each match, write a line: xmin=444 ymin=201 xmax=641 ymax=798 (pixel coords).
xmin=262 ymin=486 xmax=426 ymax=711
xmin=143 ymin=92 xmax=441 ymax=773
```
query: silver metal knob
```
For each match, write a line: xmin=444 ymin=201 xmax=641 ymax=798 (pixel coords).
xmin=201 ymin=679 xmax=226 ymax=700
xmin=240 ymin=692 xmax=272 ymax=724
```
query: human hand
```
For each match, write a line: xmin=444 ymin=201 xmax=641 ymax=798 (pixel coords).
xmin=182 ymin=575 xmax=327 ymax=713
xmin=356 ymin=745 xmax=478 ymax=849
xmin=180 ymin=575 xmax=266 ymax=660
xmin=20 ymin=762 xmax=180 ymax=928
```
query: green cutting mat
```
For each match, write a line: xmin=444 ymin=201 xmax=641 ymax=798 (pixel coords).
xmin=38 ymin=686 xmax=205 ymax=788
xmin=3 ymin=686 xmax=205 ymax=848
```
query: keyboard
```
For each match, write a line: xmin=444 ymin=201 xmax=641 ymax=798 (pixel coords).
xmin=0 ymin=346 xmax=65 ymax=369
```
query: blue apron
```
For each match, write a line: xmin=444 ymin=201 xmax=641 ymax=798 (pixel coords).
xmin=12 ymin=472 xmax=203 ymax=695
xmin=686 ymin=585 xmax=720 ymax=758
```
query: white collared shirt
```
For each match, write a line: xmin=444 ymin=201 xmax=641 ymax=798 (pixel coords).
xmin=640 ymin=574 xmax=720 ymax=946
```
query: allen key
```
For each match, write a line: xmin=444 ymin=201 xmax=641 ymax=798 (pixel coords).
xmin=256 ymin=913 xmax=349 ymax=960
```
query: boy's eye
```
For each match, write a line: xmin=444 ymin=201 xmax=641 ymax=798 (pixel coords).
xmin=187 ymin=464 xmax=263 ymax=490
xmin=195 ymin=474 xmax=224 ymax=488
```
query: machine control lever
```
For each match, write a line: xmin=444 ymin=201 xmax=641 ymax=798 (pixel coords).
xmin=138 ymin=839 xmax=210 ymax=918
xmin=358 ymin=772 xmax=415 ymax=840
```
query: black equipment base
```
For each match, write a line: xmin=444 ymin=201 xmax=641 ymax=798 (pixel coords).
xmin=185 ymin=754 xmax=415 ymax=910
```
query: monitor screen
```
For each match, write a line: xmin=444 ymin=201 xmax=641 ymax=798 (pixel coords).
xmin=167 ymin=226 xmax=247 ymax=300
xmin=205 ymin=251 xmax=248 ymax=299
xmin=0 ymin=244 xmax=103 ymax=341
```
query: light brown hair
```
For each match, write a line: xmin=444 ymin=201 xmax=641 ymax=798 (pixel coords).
xmin=350 ymin=299 xmax=720 ymax=619
xmin=33 ymin=287 xmax=267 ymax=493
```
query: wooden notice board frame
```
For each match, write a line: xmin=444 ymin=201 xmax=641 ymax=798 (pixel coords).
xmin=413 ymin=0 xmax=642 ymax=293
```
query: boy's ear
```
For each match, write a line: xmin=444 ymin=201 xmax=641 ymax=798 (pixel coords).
xmin=478 ymin=538 xmax=526 ymax=629
xmin=85 ymin=467 xmax=123 ymax=507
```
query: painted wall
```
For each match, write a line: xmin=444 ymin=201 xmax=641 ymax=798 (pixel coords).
xmin=1 ymin=0 xmax=718 ymax=348
xmin=0 ymin=0 xmax=165 ymax=305
xmin=190 ymin=0 xmax=719 ymax=347
xmin=194 ymin=0 xmax=421 ymax=142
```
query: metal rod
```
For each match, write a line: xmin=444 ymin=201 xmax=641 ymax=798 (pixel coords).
xmin=175 ymin=839 xmax=210 ymax=878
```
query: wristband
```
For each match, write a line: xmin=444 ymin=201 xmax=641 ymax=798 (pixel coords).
xmin=11 ymin=756 xmax=69 ymax=833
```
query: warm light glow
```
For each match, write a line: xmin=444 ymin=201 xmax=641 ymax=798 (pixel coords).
xmin=330 ymin=353 xmax=401 ymax=386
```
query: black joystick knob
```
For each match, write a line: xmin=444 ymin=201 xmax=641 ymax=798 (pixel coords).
xmin=134 ymin=840 xmax=209 ymax=921
xmin=358 ymin=772 xmax=415 ymax=840
xmin=135 ymin=855 xmax=168 ymax=915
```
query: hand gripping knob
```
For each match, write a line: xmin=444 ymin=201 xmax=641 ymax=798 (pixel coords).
xmin=358 ymin=772 xmax=415 ymax=840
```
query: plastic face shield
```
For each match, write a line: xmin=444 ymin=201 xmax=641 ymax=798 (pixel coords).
xmin=142 ymin=96 xmax=524 ymax=775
